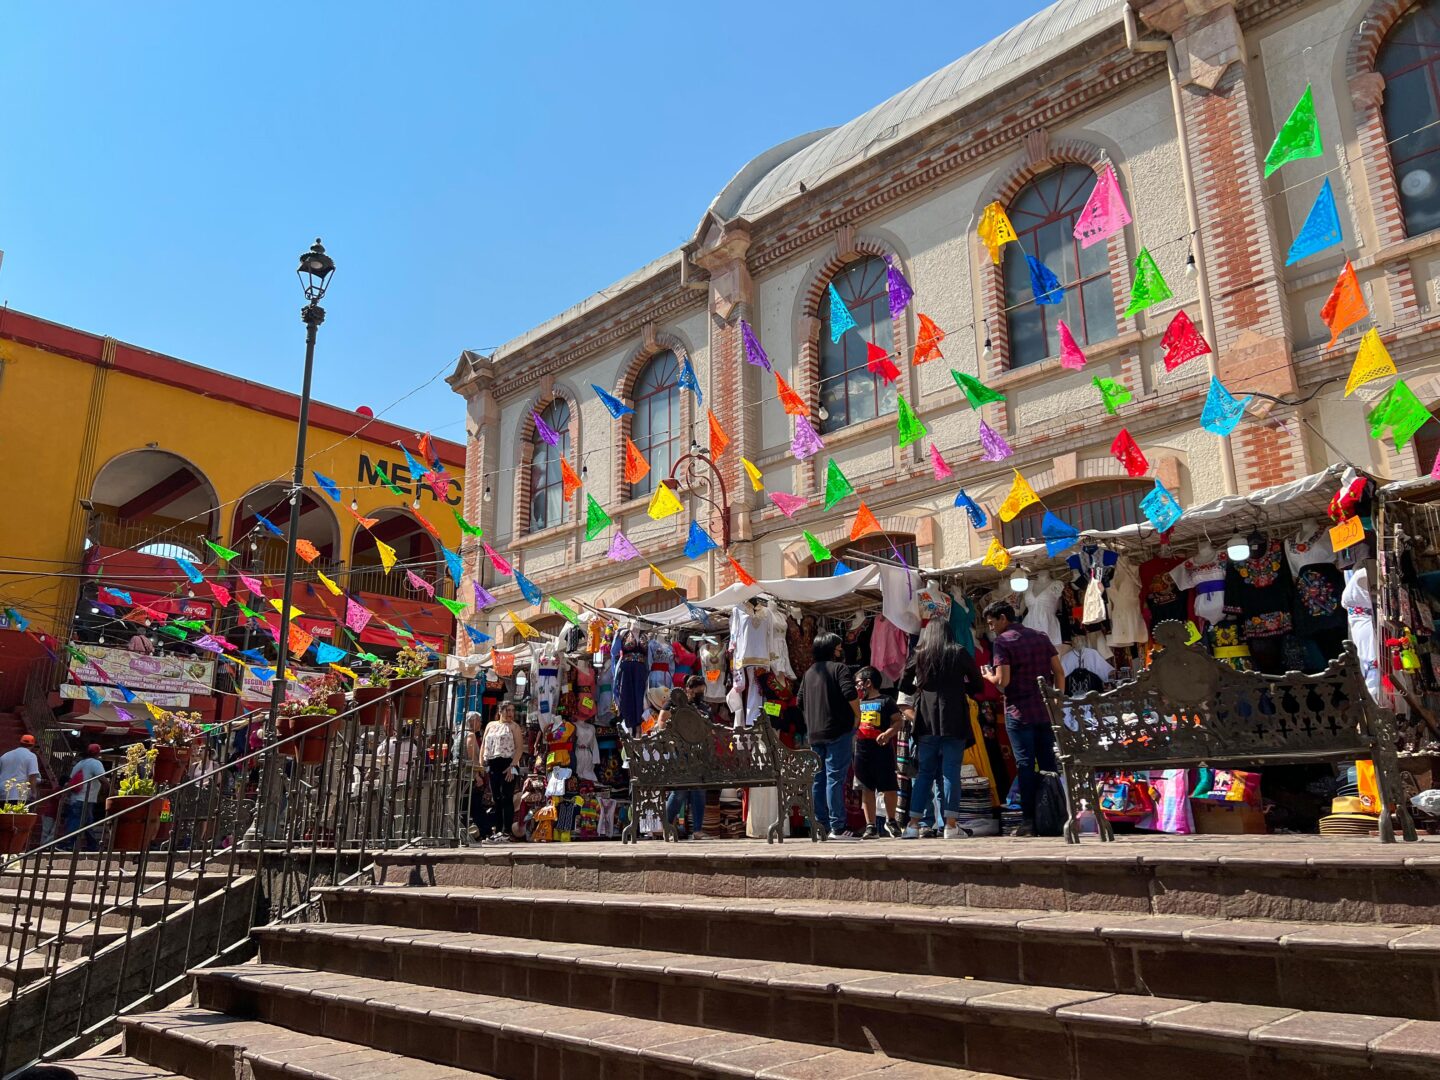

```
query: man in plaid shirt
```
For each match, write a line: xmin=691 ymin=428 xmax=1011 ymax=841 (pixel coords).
xmin=982 ymin=601 xmax=1066 ymax=836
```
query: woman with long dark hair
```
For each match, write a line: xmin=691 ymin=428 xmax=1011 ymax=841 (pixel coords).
xmin=900 ymin=619 xmax=983 ymax=839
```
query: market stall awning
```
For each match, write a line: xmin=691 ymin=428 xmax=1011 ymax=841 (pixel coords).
xmin=630 ymin=564 xmax=885 ymax=627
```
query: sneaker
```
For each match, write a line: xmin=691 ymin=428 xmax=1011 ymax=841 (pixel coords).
xmin=828 ymin=829 xmax=861 ymax=841
xmin=884 ymin=819 xmax=902 ymax=839
xmin=900 ymin=825 xmax=920 ymax=839
xmin=943 ymin=823 xmax=971 ymax=840
xmin=467 ymin=824 xmax=481 ymax=842
xmin=918 ymin=826 xmax=940 ymax=840
xmin=689 ymin=831 xmax=707 ymax=841
xmin=861 ymin=824 xmax=879 ymax=839
xmin=1010 ymin=822 xmax=1036 ymax=838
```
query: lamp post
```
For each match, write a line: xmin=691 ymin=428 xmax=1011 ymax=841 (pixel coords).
xmin=668 ymin=443 xmax=731 ymax=548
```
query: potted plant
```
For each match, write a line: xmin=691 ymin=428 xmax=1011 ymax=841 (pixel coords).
xmin=391 ymin=645 xmax=432 ymax=719
xmin=354 ymin=663 xmax=393 ymax=726
xmin=0 ymin=781 xmax=37 ymax=855
xmin=106 ymin=744 xmax=164 ymax=851
xmin=150 ymin=709 xmax=201 ymax=786
xmin=277 ymin=696 xmax=339 ymax=767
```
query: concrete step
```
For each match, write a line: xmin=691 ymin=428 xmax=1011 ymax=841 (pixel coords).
xmin=249 ymin=923 xmax=1440 ymax=1078
xmin=0 ymin=916 xmax=127 ymax=958
xmin=0 ymin=888 xmax=173 ymax=926
xmin=320 ymin=885 xmax=1440 ymax=1021
xmin=45 ymin=1055 xmax=188 ymax=1080
xmin=184 ymin=966 xmax=1013 ymax=1079
xmin=0 ymin=867 xmax=222 ymax=900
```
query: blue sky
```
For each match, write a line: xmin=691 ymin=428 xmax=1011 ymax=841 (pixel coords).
xmin=0 ymin=2 xmax=1053 ymax=439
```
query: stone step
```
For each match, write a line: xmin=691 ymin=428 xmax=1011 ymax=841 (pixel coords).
xmin=374 ymin=838 xmax=1440 ymax=924
xmin=46 ymin=1055 xmax=188 ymax=1080
xmin=0 ymin=888 xmax=173 ymax=926
xmin=0 ymin=867 xmax=220 ymax=899
xmin=320 ymin=885 xmax=1440 ymax=1021
xmin=250 ymin=923 xmax=1440 ymax=1078
xmin=119 ymin=1009 xmax=489 ymax=1080
xmin=185 ymin=966 xmax=1014 ymax=1079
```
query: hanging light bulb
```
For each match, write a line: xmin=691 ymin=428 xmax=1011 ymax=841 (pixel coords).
xmin=350 ymin=498 xmax=358 ymax=511
xmin=1226 ymin=534 xmax=1251 ymax=561
xmin=818 ymin=404 xmax=830 ymax=421
xmin=983 ymin=335 xmax=993 ymax=360
xmin=483 ymin=485 xmax=493 ymax=503
xmin=249 ymin=541 xmax=258 ymax=552
xmin=1185 ymin=251 xmax=1198 ymax=277
xmin=90 ymin=606 xmax=99 ymax=615
xmin=412 ymin=497 xmax=420 ymax=510
xmin=187 ymin=589 xmax=195 ymax=598
xmin=97 ymin=636 xmax=105 ymax=644
xmin=592 ymin=650 xmax=604 ymax=669
xmin=581 ymin=465 xmax=588 ymax=480
xmin=1009 ymin=571 xmax=1031 ymax=593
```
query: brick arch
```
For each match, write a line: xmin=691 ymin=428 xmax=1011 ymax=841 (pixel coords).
xmin=513 ymin=381 xmax=583 ymax=537
xmin=613 ymin=329 xmax=698 ymax=504
xmin=794 ymin=236 xmax=914 ymax=426
xmin=977 ymin=139 xmax=1132 ymax=394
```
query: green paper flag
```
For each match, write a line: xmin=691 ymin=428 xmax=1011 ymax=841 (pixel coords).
xmin=159 ymin=625 xmax=188 ymax=640
xmin=239 ymin=604 xmax=261 ymax=619
xmin=452 ymin=509 xmax=483 ymax=537
xmin=951 ymin=369 xmax=1006 ymax=409
xmin=437 ymin=596 xmax=467 ymax=618
xmin=1264 ymin=84 xmax=1323 ymax=177
xmin=1124 ymin=248 xmax=1172 ymax=318
xmin=1093 ymin=376 xmax=1132 ymax=415
xmin=356 ymin=650 xmax=381 ymax=664
xmin=823 ymin=459 xmax=854 ymax=510
xmin=548 ymin=597 xmax=583 ymax=626
xmin=174 ymin=619 xmax=207 ymax=631
xmin=584 ymin=494 xmax=612 ymax=541
xmin=374 ymin=464 xmax=405 ymax=497
xmin=385 ymin=621 xmax=414 ymax=639
xmin=1367 ymin=379 xmax=1433 ymax=451
xmin=206 ymin=540 xmax=241 ymax=562
xmin=896 ymin=394 xmax=927 ymax=448
xmin=803 ymin=530 xmax=832 ymax=563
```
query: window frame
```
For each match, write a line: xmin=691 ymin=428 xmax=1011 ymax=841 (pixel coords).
xmin=1000 ymin=479 xmax=1149 ymax=548
xmin=629 ymin=351 xmax=682 ymax=499
xmin=817 ymin=256 xmax=898 ymax=434
xmin=1377 ymin=4 xmax=1440 ymax=237
xmin=806 ymin=533 xmax=918 ymax=577
xmin=528 ymin=398 xmax=572 ymax=534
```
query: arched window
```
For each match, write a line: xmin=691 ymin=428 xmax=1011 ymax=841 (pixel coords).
xmin=1378 ymin=3 xmax=1440 ymax=236
xmin=529 ymin=399 xmax=571 ymax=532
xmin=630 ymin=352 xmax=681 ymax=498
xmin=818 ymin=256 xmax=897 ymax=433
xmin=807 ymin=534 xmax=918 ymax=577
xmin=1001 ymin=479 xmax=1148 ymax=547
xmin=1003 ymin=165 xmax=1119 ymax=368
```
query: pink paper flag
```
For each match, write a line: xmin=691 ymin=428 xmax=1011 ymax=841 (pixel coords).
xmin=607 ymin=531 xmax=640 ymax=562
xmin=979 ymin=419 xmax=1013 ymax=462
xmin=483 ymin=542 xmax=512 ymax=575
xmin=344 ymin=597 xmax=373 ymax=634
xmin=791 ymin=415 xmax=824 ymax=461
xmin=423 ymin=470 xmax=449 ymax=500
xmin=740 ymin=319 xmax=771 ymax=371
xmin=1073 ymin=163 xmax=1132 ymax=249
xmin=770 ymin=492 xmax=808 ymax=518
xmin=473 ymin=582 xmax=496 ymax=609
xmin=239 ymin=574 xmax=265 ymax=597
xmin=929 ymin=443 xmax=953 ymax=480
xmin=405 ymin=569 xmax=435 ymax=598
xmin=1058 ymin=320 xmax=1087 ymax=370
xmin=1161 ymin=310 xmax=1211 ymax=371
xmin=208 ymin=582 xmax=232 ymax=608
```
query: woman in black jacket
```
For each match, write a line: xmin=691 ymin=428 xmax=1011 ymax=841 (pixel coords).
xmin=899 ymin=619 xmax=984 ymax=839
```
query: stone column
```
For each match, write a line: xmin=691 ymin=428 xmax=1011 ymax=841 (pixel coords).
xmin=447 ymin=355 xmax=498 ymax=654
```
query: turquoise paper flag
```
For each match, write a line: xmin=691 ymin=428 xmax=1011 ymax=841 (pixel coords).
xmin=1285 ymin=178 xmax=1342 ymax=265
xmin=402 ymin=447 xmax=428 ymax=483
xmin=174 ymin=558 xmax=204 ymax=584
xmin=314 ymin=642 xmax=347 ymax=665
xmin=442 ymin=545 xmax=463 ymax=586
xmin=1140 ymin=480 xmax=1184 ymax=533
xmin=683 ymin=520 xmax=718 ymax=559
xmin=1200 ymin=376 xmax=1252 ymax=436
xmin=827 ymin=283 xmax=857 ymax=342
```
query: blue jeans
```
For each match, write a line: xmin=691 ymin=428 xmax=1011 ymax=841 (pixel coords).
xmin=664 ymin=789 xmax=707 ymax=835
xmin=1006 ymin=719 xmax=1057 ymax=822
xmin=811 ymin=736 xmax=854 ymax=835
xmin=911 ymin=735 xmax=965 ymax=828
xmin=61 ymin=800 xmax=100 ymax=851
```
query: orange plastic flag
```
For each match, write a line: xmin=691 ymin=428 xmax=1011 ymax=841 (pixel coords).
xmin=913 ymin=314 xmax=945 ymax=365
xmin=624 ymin=438 xmax=651 ymax=484
xmin=1321 ymin=260 xmax=1368 ymax=348
xmin=348 ymin=506 xmax=378 ymax=529
xmin=707 ymin=409 xmax=730 ymax=458
xmin=294 ymin=539 xmax=319 ymax=564
xmin=413 ymin=510 xmax=442 ymax=538
xmin=287 ymin=623 xmax=314 ymax=658
xmin=850 ymin=502 xmax=882 ymax=541
xmin=775 ymin=372 xmax=807 ymax=416
xmin=728 ymin=557 xmax=756 ymax=587
xmin=560 ymin=457 xmax=582 ymax=501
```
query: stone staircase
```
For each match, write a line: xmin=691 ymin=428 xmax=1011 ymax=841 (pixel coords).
xmin=55 ymin=837 xmax=1440 ymax=1078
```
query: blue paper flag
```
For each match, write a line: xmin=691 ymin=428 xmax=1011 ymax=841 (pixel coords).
xmin=84 ymin=685 xmax=105 ymax=708
xmin=464 ymin=625 xmax=492 ymax=645
xmin=105 ymin=589 xmax=132 ymax=605
xmin=314 ymin=642 xmax=347 ymax=665
xmin=313 ymin=471 xmax=342 ymax=501
xmin=827 ymin=283 xmax=857 ymax=342
xmin=1041 ymin=511 xmax=1080 ymax=557
xmin=1200 ymin=376 xmax=1252 ymax=436
xmin=592 ymin=384 xmax=633 ymax=418
xmin=677 ymin=356 xmax=703 ymax=406
xmin=175 ymin=558 xmax=204 ymax=584
xmin=240 ymin=649 xmax=266 ymax=663
xmin=402 ymin=447 xmax=428 ymax=485
xmin=1285 ymin=177 xmax=1343 ymax=266
xmin=514 ymin=570 xmax=543 ymax=606
xmin=953 ymin=490 xmax=987 ymax=530
xmin=441 ymin=544 xmax=463 ymax=587
xmin=1026 ymin=254 xmax=1065 ymax=305
xmin=4 ymin=608 xmax=26 ymax=632
xmin=254 ymin=667 xmax=276 ymax=684
xmin=684 ymin=520 xmax=718 ymax=559
xmin=255 ymin=514 xmax=285 ymax=538
xmin=117 ymin=683 xmax=137 ymax=703
xmin=1140 ymin=480 xmax=1184 ymax=533
xmin=683 ymin=601 xmax=713 ymax=629
xmin=832 ymin=561 xmax=852 ymax=576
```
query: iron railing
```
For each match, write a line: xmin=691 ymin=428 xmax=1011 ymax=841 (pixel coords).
xmin=0 ymin=670 xmax=473 ymax=1075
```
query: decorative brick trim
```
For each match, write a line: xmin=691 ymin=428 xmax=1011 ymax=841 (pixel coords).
xmin=512 ymin=383 xmax=583 ymax=539
xmin=612 ymin=330 xmax=697 ymax=503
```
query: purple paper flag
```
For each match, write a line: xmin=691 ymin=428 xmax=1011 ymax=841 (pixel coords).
xmin=405 ymin=569 xmax=435 ymax=598
xmin=885 ymin=255 xmax=914 ymax=320
xmin=770 ymin=492 xmax=808 ymax=518
xmin=607 ymin=531 xmax=640 ymax=562
xmin=978 ymin=419 xmax=1013 ymax=462
xmin=740 ymin=319 xmax=771 ymax=372
xmin=533 ymin=411 xmax=560 ymax=447
xmin=790 ymin=415 xmax=824 ymax=461
xmin=473 ymin=582 xmax=496 ymax=609
xmin=345 ymin=597 xmax=373 ymax=633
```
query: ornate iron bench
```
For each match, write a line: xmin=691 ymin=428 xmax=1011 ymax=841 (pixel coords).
xmin=1041 ymin=621 xmax=1418 ymax=844
xmin=620 ymin=688 xmax=820 ymax=843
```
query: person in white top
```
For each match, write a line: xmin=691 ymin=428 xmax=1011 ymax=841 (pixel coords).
xmin=0 ymin=735 xmax=41 ymax=802
xmin=481 ymin=702 xmax=524 ymax=843
xmin=61 ymin=744 xmax=107 ymax=851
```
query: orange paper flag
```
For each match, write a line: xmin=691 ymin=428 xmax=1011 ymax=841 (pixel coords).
xmin=850 ymin=502 xmax=882 ymax=541
xmin=913 ymin=313 xmax=945 ymax=365
xmin=708 ymin=409 xmax=730 ymax=458
xmin=624 ymin=438 xmax=650 ymax=484
xmin=775 ymin=372 xmax=807 ymax=416
xmin=1321 ymin=260 xmax=1368 ymax=348
xmin=294 ymin=539 xmax=319 ymax=564
xmin=728 ymin=557 xmax=756 ymax=587
xmin=560 ymin=457 xmax=582 ymax=500
xmin=413 ymin=510 xmax=441 ymax=538
xmin=348 ymin=506 xmax=378 ymax=529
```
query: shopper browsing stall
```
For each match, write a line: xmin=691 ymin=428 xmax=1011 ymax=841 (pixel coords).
xmin=900 ymin=621 xmax=985 ymax=839
xmin=798 ymin=632 xmax=860 ymax=840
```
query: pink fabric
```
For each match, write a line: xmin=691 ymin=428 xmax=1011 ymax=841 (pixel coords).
xmin=870 ymin=615 xmax=909 ymax=683
xmin=1137 ymin=769 xmax=1195 ymax=834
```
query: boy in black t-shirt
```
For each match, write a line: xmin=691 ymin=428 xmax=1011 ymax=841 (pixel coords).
xmin=854 ymin=666 xmax=903 ymax=838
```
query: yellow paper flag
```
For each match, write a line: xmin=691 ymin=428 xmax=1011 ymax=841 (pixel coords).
xmin=508 ymin=610 xmax=539 ymax=639
xmin=650 ymin=563 xmax=680 ymax=590
xmin=375 ymin=539 xmax=397 ymax=574
xmin=1344 ymin=328 xmax=1397 ymax=397
xmin=978 ymin=201 xmax=1018 ymax=265
xmin=742 ymin=457 xmax=764 ymax=492
xmin=997 ymin=470 xmax=1039 ymax=522
xmin=316 ymin=571 xmax=343 ymax=596
xmin=144 ymin=701 xmax=167 ymax=720
xmin=647 ymin=483 xmax=683 ymax=520
xmin=270 ymin=598 xmax=305 ymax=620
xmin=982 ymin=538 xmax=1011 ymax=572
xmin=329 ymin=664 xmax=359 ymax=681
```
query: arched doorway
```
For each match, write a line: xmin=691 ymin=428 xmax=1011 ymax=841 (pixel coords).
xmin=232 ymin=483 xmax=341 ymax=576
xmin=351 ymin=509 xmax=441 ymax=599
xmin=89 ymin=449 xmax=219 ymax=552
